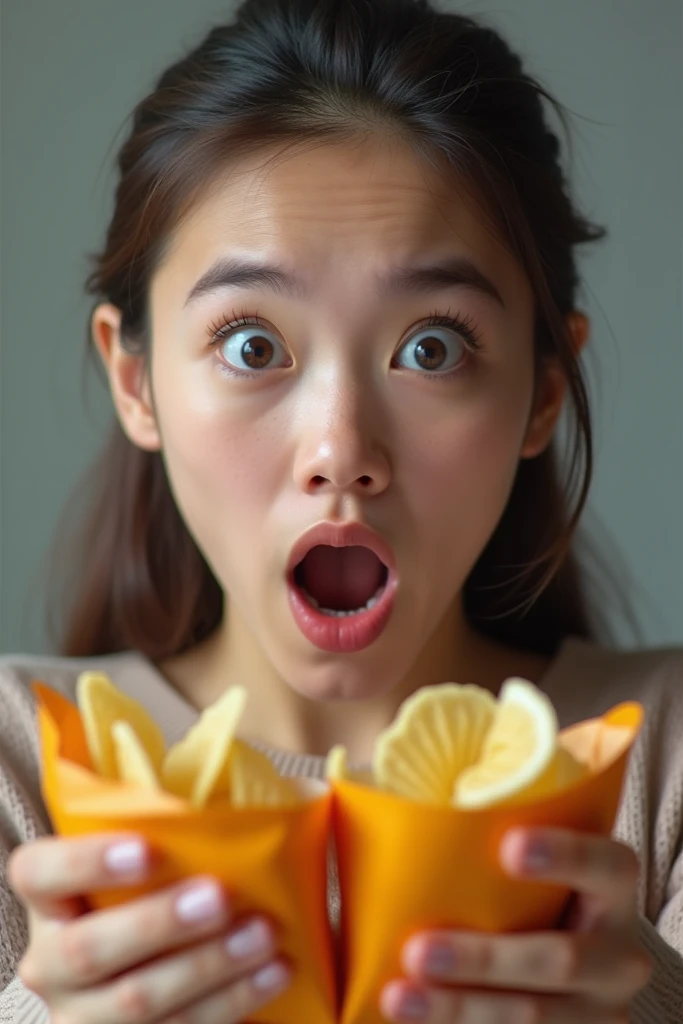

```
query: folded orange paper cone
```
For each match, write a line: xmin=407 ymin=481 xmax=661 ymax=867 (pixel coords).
xmin=332 ymin=701 xmax=644 ymax=1024
xmin=33 ymin=683 xmax=337 ymax=1024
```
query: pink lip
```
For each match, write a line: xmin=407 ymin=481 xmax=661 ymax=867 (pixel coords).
xmin=286 ymin=521 xmax=397 ymax=575
xmin=286 ymin=521 xmax=398 ymax=654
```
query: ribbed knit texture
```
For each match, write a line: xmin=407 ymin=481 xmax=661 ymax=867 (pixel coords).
xmin=1 ymin=637 xmax=682 ymax=1021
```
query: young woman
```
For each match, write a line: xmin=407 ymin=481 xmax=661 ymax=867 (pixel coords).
xmin=2 ymin=1 xmax=682 ymax=1021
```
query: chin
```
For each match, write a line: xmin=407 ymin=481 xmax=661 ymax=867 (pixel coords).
xmin=283 ymin=655 xmax=399 ymax=703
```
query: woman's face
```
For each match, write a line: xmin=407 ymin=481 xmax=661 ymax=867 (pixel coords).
xmin=137 ymin=137 xmax=558 ymax=701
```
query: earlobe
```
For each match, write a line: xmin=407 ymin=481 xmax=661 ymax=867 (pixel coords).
xmin=91 ymin=303 xmax=161 ymax=452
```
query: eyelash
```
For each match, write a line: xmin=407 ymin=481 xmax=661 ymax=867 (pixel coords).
xmin=206 ymin=306 xmax=483 ymax=381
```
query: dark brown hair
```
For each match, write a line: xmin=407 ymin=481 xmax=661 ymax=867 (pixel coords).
xmin=51 ymin=0 xmax=629 ymax=661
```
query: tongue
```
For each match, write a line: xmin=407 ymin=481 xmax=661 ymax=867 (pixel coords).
xmin=299 ymin=545 xmax=386 ymax=611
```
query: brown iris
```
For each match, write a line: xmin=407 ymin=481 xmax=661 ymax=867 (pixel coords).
xmin=241 ymin=337 xmax=274 ymax=369
xmin=414 ymin=337 xmax=447 ymax=370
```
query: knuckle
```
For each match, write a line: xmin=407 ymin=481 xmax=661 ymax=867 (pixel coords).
xmin=6 ymin=846 xmax=25 ymax=892
xmin=113 ymin=977 xmax=155 ymax=1022
xmin=61 ymin=922 xmax=98 ymax=981
xmin=190 ymin=940 xmax=228 ymax=985
xmin=135 ymin=893 xmax=172 ymax=945
xmin=17 ymin=955 xmax=45 ymax=995
xmin=6 ymin=842 xmax=41 ymax=895
xmin=469 ymin=935 xmax=495 ymax=976
xmin=549 ymin=936 xmax=579 ymax=986
xmin=519 ymin=936 xmax=577 ymax=988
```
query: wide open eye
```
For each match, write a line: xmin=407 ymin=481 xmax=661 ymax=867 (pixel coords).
xmin=393 ymin=312 xmax=482 ymax=377
xmin=395 ymin=326 xmax=469 ymax=375
xmin=218 ymin=323 xmax=289 ymax=374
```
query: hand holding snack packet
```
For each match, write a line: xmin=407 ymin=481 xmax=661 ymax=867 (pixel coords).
xmin=8 ymin=831 xmax=291 ymax=1024
xmin=380 ymin=823 xmax=652 ymax=1024
xmin=328 ymin=678 xmax=648 ymax=1024
xmin=19 ymin=674 xmax=337 ymax=1024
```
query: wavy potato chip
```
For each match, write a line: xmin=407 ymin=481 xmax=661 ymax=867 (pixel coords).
xmin=373 ymin=684 xmax=497 ymax=803
xmin=77 ymin=672 xmax=166 ymax=780
xmin=228 ymin=740 xmax=299 ymax=808
xmin=111 ymin=720 xmax=162 ymax=790
xmin=161 ymin=687 xmax=248 ymax=807
xmin=75 ymin=672 xmax=302 ymax=810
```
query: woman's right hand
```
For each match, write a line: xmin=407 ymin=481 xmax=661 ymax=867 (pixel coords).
xmin=7 ymin=832 xmax=291 ymax=1023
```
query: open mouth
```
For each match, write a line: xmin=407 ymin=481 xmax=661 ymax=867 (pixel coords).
xmin=293 ymin=544 xmax=389 ymax=617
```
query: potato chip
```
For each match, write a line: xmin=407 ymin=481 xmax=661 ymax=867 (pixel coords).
xmin=325 ymin=744 xmax=375 ymax=786
xmin=228 ymin=739 xmax=299 ymax=808
xmin=76 ymin=672 xmax=166 ymax=780
xmin=373 ymin=684 xmax=497 ymax=803
xmin=111 ymin=720 xmax=162 ymax=790
xmin=326 ymin=744 xmax=350 ymax=781
xmin=161 ymin=686 xmax=247 ymax=807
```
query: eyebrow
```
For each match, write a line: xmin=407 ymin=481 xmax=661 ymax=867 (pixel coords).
xmin=183 ymin=254 xmax=505 ymax=308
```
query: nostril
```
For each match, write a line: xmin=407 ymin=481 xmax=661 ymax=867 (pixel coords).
xmin=359 ymin=476 xmax=372 ymax=487
xmin=311 ymin=475 xmax=327 ymax=486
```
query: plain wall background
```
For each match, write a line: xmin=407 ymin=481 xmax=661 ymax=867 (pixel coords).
xmin=1 ymin=0 xmax=681 ymax=654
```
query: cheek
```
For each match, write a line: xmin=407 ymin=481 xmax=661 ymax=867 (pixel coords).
xmin=400 ymin=376 xmax=532 ymax=552
xmin=152 ymin=363 xmax=284 ymax=559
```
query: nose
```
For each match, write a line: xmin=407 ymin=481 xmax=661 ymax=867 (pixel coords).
xmin=292 ymin=377 xmax=391 ymax=498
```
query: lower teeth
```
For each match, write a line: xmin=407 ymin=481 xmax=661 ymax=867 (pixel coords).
xmin=302 ymin=584 xmax=385 ymax=617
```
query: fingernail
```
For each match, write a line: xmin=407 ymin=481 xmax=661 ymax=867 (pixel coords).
xmin=522 ymin=840 xmax=551 ymax=872
xmin=175 ymin=882 xmax=224 ymax=923
xmin=104 ymin=840 xmax=147 ymax=876
xmin=226 ymin=919 xmax=272 ymax=959
xmin=252 ymin=961 xmax=290 ymax=992
xmin=396 ymin=991 xmax=429 ymax=1020
xmin=424 ymin=942 xmax=455 ymax=976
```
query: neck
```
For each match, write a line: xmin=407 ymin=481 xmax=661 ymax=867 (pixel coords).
xmin=158 ymin=598 xmax=552 ymax=763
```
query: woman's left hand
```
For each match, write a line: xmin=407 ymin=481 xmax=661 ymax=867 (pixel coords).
xmin=380 ymin=827 xmax=654 ymax=1023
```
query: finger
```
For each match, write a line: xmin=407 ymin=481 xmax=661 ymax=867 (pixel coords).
xmin=401 ymin=928 xmax=652 ymax=1002
xmin=499 ymin=828 xmax=641 ymax=920
xmin=61 ymin=933 xmax=290 ymax=1024
xmin=24 ymin=876 xmax=233 ymax=991
xmin=380 ymin=980 xmax=631 ymax=1024
xmin=8 ymin=834 xmax=152 ymax=920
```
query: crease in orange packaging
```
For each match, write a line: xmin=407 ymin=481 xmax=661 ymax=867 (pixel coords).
xmin=33 ymin=681 xmax=643 ymax=1024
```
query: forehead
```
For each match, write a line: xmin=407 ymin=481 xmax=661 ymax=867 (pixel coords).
xmin=154 ymin=136 xmax=525 ymax=304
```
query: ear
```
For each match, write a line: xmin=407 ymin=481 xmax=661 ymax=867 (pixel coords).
xmin=91 ymin=303 xmax=161 ymax=451
xmin=520 ymin=311 xmax=590 ymax=459
xmin=566 ymin=311 xmax=590 ymax=357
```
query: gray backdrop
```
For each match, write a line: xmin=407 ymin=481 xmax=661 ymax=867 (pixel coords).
xmin=1 ymin=0 xmax=682 ymax=654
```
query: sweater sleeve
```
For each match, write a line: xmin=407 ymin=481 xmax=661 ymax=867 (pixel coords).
xmin=632 ymin=911 xmax=683 ymax=1022
xmin=627 ymin=654 xmax=683 ymax=1022
xmin=0 ymin=667 xmax=52 ymax=1023
xmin=630 ymin=816 xmax=683 ymax=1022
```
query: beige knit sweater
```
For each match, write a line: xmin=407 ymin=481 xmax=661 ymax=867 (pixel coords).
xmin=1 ymin=636 xmax=682 ymax=1022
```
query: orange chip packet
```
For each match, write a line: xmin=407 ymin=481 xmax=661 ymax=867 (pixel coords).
xmin=33 ymin=683 xmax=338 ymax=1024
xmin=332 ymin=701 xmax=644 ymax=1024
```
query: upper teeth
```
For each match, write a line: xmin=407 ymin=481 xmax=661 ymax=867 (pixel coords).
xmin=302 ymin=584 xmax=385 ymax=617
